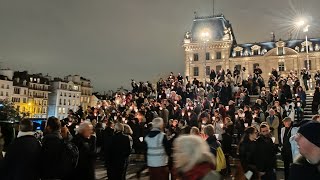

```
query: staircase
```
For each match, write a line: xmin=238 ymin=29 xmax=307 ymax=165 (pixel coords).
xmin=302 ymin=92 xmax=314 ymax=121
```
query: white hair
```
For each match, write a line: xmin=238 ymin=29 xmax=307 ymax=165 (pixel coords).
xmin=152 ymin=117 xmax=164 ymax=129
xmin=173 ymin=135 xmax=216 ymax=172
xmin=123 ymin=124 xmax=133 ymax=135
xmin=115 ymin=123 xmax=124 ymax=132
xmin=78 ymin=121 xmax=93 ymax=134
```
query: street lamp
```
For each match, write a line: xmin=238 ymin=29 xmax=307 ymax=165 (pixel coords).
xmin=296 ymin=19 xmax=311 ymax=70
xmin=201 ymin=31 xmax=210 ymax=93
xmin=296 ymin=18 xmax=312 ymax=89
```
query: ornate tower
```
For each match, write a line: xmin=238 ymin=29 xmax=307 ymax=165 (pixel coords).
xmin=183 ymin=14 xmax=236 ymax=82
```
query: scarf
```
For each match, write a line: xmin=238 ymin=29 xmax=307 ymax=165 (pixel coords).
xmin=182 ymin=162 xmax=215 ymax=180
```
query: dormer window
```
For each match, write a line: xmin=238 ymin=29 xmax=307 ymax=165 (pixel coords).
xmin=251 ymin=45 xmax=261 ymax=56
xmin=30 ymin=77 xmax=33 ymax=82
xmin=276 ymin=41 xmax=285 ymax=56
xmin=315 ymin=44 xmax=319 ymax=51
xmin=301 ymin=41 xmax=312 ymax=52
xmin=295 ymin=46 xmax=300 ymax=52
xmin=277 ymin=47 xmax=284 ymax=56
xmin=233 ymin=46 xmax=243 ymax=57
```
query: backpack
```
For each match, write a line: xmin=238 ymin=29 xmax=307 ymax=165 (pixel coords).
xmin=209 ymin=143 xmax=226 ymax=172
xmin=61 ymin=140 xmax=79 ymax=172
xmin=215 ymin=147 xmax=227 ymax=172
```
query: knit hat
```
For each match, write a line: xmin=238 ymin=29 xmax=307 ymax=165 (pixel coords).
xmin=298 ymin=121 xmax=320 ymax=148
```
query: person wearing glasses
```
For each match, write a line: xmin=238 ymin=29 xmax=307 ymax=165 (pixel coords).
xmin=289 ymin=121 xmax=320 ymax=180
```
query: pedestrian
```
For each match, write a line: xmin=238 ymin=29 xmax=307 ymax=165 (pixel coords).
xmin=3 ymin=119 xmax=41 ymax=180
xmin=107 ymin=123 xmax=131 ymax=180
xmin=256 ymin=124 xmax=277 ymax=180
xmin=72 ymin=122 xmax=96 ymax=180
xmin=266 ymin=109 xmax=280 ymax=145
xmin=144 ymin=117 xmax=170 ymax=180
xmin=41 ymin=116 xmax=77 ymax=180
xmin=280 ymin=117 xmax=299 ymax=180
xmin=238 ymin=126 xmax=259 ymax=180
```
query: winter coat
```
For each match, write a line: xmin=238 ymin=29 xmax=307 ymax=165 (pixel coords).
xmin=266 ymin=115 xmax=280 ymax=144
xmin=72 ymin=134 xmax=96 ymax=180
xmin=289 ymin=156 xmax=320 ymax=180
xmin=239 ymin=140 xmax=258 ymax=176
xmin=41 ymin=131 xmax=68 ymax=179
xmin=3 ymin=133 xmax=41 ymax=180
xmin=255 ymin=136 xmax=277 ymax=172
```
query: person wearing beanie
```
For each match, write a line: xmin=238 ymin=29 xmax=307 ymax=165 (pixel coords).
xmin=289 ymin=121 xmax=320 ymax=180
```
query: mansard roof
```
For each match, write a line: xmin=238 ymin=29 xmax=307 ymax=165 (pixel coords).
xmin=231 ymin=38 xmax=320 ymax=58
xmin=188 ymin=14 xmax=237 ymax=44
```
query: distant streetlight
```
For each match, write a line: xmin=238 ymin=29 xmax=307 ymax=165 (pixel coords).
xmin=296 ymin=18 xmax=311 ymax=70
xmin=201 ymin=31 xmax=210 ymax=93
xmin=296 ymin=17 xmax=312 ymax=89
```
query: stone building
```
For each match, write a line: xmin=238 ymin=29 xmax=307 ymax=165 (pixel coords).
xmin=65 ymin=75 xmax=93 ymax=110
xmin=13 ymin=71 xmax=50 ymax=118
xmin=48 ymin=77 xmax=81 ymax=120
xmin=183 ymin=14 xmax=320 ymax=86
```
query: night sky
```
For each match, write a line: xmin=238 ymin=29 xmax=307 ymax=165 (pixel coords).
xmin=0 ymin=0 xmax=319 ymax=92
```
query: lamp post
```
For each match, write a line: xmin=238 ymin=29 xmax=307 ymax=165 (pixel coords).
xmin=201 ymin=32 xmax=210 ymax=93
xmin=296 ymin=19 xmax=312 ymax=89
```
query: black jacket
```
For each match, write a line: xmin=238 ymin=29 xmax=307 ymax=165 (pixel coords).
xmin=41 ymin=132 xmax=67 ymax=179
xmin=108 ymin=131 xmax=131 ymax=165
xmin=239 ymin=140 xmax=258 ymax=172
xmin=256 ymin=136 xmax=277 ymax=172
xmin=3 ymin=135 xmax=41 ymax=180
xmin=289 ymin=156 xmax=320 ymax=180
xmin=72 ymin=134 xmax=96 ymax=180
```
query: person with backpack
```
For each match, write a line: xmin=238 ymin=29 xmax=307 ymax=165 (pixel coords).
xmin=72 ymin=121 xmax=96 ymax=180
xmin=41 ymin=116 xmax=79 ymax=180
xmin=203 ymin=124 xmax=226 ymax=172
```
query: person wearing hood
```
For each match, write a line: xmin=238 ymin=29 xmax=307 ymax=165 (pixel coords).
xmin=144 ymin=117 xmax=170 ymax=180
xmin=3 ymin=119 xmax=41 ymax=180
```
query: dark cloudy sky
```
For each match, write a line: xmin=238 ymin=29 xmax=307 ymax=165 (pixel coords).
xmin=0 ymin=0 xmax=319 ymax=92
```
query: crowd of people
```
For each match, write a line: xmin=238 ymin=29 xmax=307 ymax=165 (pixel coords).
xmin=0 ymin=67 xmax=320 ymax=180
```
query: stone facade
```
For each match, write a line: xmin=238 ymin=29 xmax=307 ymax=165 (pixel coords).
xmin=183 ymin=14 xmax=320 ymax=85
